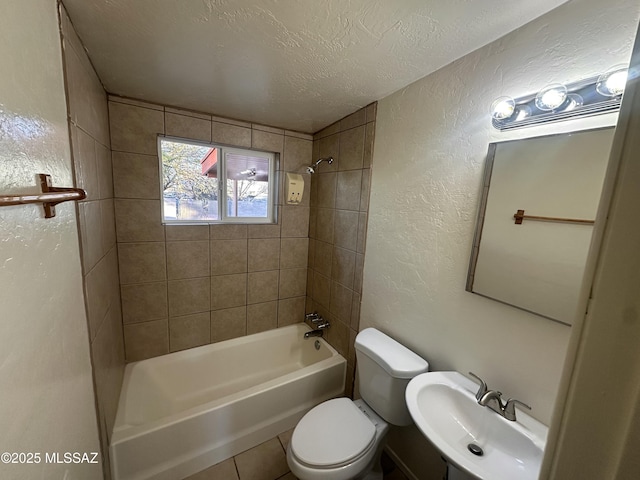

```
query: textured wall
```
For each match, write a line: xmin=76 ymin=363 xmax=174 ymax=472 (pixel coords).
xmin=0 ymin=1 xmax=101 ymax=479
xmin=306 ymin=104 xmax=376 ymax=397
xmin=108 ymin=96 xmax=313 ymax=361
xmin=362 ymin=0 xmax=640 ymax=478
xmin=60 ymin=7 xmax=124 ymax=479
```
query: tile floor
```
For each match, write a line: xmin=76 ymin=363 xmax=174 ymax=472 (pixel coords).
xmin=183 ymin=429 xmax=409 ymax=480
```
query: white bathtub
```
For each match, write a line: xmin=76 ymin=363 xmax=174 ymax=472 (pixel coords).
xmin=110 ymin=323 xmax=346 ymax=480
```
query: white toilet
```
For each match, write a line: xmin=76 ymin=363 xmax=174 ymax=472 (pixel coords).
xmin=287 ymin=328 xmax=429 ymax=480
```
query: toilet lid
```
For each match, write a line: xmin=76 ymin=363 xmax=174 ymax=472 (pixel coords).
xmin=291 ymin=398 xmax=376 ymax=468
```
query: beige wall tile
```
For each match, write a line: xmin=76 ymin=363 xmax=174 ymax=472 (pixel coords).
xmin=308 ymin=206 xmax=317 ymax=239
xmin=336 ymin=170 xmax=362 ymax=211
xmin=247 ymin=301 xmax=277 ymax=334
xmin=168 ymin=277 xmax=211 ymax=316
xmin=211 ymin=121 xmax=251 ymax=147
xmin=351 ymin=292 xmax=361 ymax=331
xmin=339 ymin=125 xmax=365 ymax=171
xmin=285 ymin=131 xmax=313 ymax=140
xmin=234 ymin=438 xmax=288 ymax=480
xmin=108 ymin=95 xmax=163 ymax=111
xmin=165 ymin=112 xmax=211 ymax=143
xmin=315 ymin=208 xmax=335 ymax=245
xmin=118 ymin=242 xmax=166 ymax=284
xmin=252 ymin=124 xmax=284 ymax=135
xmin=169 ymin=312 xmax=210 ymax=352
xmin=315 ymin=121 xmax=340 ymax=140
xmin=316 ymin=172 xmax=336 ymax=208
xmin=112 ymin=152 xmax=160 ymax=199
xmin=357 ymin=212 xmax=368 ymax=254
xmin=85 ymin=249 xmax=119 ymax=340
xmin=340 ymin=108 xmax=366 ymax=130
xmin=283 ymin=135 xmax=312 ymax=172
xmin=364 ymin=121 xmax=375 ymax=168
xmin=278 ymin=297 xmax=305 ymax=327
xmin=306 ymin=270 xmax=314 ymax=298
xmin=330 ymin=281 xmax=353 ymax=324
xmin=165 ymin=106 xmax=210 ymax=120
xmin=165 ymin=225 xmax=209 ymax=241
xmin=279 ymin=268 xmax=307 ymax=299
xmin=252 ymin=129 xmax=284 ymax=154
xmin=115 ymin=199 xmax=164 ymax=242
xmin=109 ymin=101 xmax=164 ymax=154
xmin=360 ymin=168 xmax=371 ymax=212
xmin=280 ymin=237 xmax=308 ymax=269
xmin=365 ymin=102 xmax=377 ymax=123
xmin=79 ymin=200 xmax=104 ymax=273
xmin=167 ymin=240 xmax=210 ymax=279
xmin=100 ymin=199 xmax=117 ymax=253
xmin=327 ymin=315 xmax=349 ymax=357
xmin=211 ymin=115 xmax=251 ymax=128
xmin=247 ymin=270 xmax=279 ymax=304
xmin=90 ymin=301 xmax=124 ymax=440
xmin=314 ymin=241 xmax=333 ymax=277
xmin=247 ymin=223 xmax=281 ymax=238
xmin=313 ymin=272 xmax=331 ymax=309
xmin=72 ymin=126 xmax=99 ymax=201
xmin=332 ymin=247 xmax=356 ymax=288
xmin=211 ymin=273 xmax=247 ymax=310
xmin=211 ymin=306 xmax=246 ymax=342
xmin=334 ymin=210 xmax=358 ymax=251
xmin=280 ymin=206 xmax=310 ymax=238
xmin=354 ymin=253 xmax=364 ymax=294
xmin=124 ymin=319 xmax=169 ymax=362
xmin=210 ymin=239 xmax=248 ymax=275
xmin=96 ymin=141 xmax=114 ymax=199
xmin=121 ymin=282 xmax=168 ymax=324
xmin=318 ymin=135 xmax=340 ymax=172
xmin=209 ymin=224 xmax=247 ymax=239
xmin=248 ymin=238 xmax=280 ymax=272
xmin=66 ymin=45 xmax=110 ymax=146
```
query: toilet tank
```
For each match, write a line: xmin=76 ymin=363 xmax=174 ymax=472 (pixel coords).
xmin=355 ymin=328 xmax=429 ymax=426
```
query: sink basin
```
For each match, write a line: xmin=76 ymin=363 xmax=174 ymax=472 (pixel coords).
xmin=405 ymin=371 xmax=548 ymax=480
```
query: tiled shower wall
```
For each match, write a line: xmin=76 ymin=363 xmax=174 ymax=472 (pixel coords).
xmin=108 ymin=96 xmax=313 ymax=361
xmin=60 ymin=7 xmax=125 ymax=479
xmin=307 ymin=104 xmax=376 ymax=397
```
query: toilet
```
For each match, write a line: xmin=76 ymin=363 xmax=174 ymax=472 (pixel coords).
xmin=287 ymin=328 xmax=429 ymax=480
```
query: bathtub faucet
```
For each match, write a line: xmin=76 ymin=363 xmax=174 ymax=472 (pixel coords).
xmin=303 ymin=317 xmax=330 ymax=339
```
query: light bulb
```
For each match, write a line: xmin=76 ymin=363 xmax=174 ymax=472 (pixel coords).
xmin=596 ymin=65 xmax=628 ymax=97
xmin=535 ymin=83 xmax=568 ymax=111
xmin=490 ymin=96 xmax=516 ymax=120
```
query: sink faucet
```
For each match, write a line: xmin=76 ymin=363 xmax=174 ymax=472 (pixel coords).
xmin=469 ymin=372 xmax=531 ymax=421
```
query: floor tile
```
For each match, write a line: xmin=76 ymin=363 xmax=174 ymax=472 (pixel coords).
xmin=277 ymin=428 xmax=294 ymax=452
xmin=183 ymin=457 xmax=238 ymax=479
xmin=235 ymin=438 xmax=289 ymax=480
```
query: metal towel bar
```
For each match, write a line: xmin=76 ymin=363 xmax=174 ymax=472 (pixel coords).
xmin=0 ymin=174 xmax=86 ymax=218
xmin=513 ymin=209 xmax=595 ymax=225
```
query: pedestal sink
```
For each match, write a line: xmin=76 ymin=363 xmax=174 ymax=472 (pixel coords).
xmin=405 ymin=371 xmax=548 ymax=480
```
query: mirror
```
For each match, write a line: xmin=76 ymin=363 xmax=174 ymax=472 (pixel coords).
xmin=466 ymin=127 xmax=615 ymax=325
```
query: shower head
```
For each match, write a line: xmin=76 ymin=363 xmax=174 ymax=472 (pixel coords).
xmin=306 ymin=157 xmax=334 ymax=174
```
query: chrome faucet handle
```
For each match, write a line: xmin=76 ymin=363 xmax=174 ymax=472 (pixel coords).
xmin=305 ymin=312 xmax=319 ymax=320
xmin=316 ymin=320 xmax=330 ymax=329
xmin=468 ymin=372 xmax=488 ymax=402
xmin=503 ymin=399 xmax=531 ymax=421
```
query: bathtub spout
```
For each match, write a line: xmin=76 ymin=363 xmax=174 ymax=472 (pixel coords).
xmin=304 ymin=329 xmax=324 ymax=339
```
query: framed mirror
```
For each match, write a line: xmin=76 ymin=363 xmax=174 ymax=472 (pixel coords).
xmin=466 ymin=127 xmax=615 ymax=325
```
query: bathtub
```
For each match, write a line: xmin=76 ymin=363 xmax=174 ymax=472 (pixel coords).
xmin=110 ymin=323 xmax=346 ymax=480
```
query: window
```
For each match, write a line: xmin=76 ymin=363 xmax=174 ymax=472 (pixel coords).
xmin=159 ymin=137 xmax=276 ymax=224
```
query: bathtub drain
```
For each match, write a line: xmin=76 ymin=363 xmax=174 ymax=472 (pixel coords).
xmin=314 ymin=340 xmax=321 ymax=350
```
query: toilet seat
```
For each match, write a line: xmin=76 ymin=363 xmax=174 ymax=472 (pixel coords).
xmin=291 ymin=398 xmax=376 ymax=468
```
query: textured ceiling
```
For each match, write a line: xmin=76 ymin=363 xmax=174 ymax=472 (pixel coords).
xmin=62 ymin=0 xmax=569 ymax=133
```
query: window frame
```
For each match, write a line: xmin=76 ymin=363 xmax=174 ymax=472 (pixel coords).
xmin=158 ymin=135 xmax=278 ymax=225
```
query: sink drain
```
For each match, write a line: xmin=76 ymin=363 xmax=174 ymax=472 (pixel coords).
xmin=467 ymin=443 xmax=484 ymax=456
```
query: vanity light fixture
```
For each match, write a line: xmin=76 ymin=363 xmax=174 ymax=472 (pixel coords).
xmin=491 ymin=65 xmax=629 ymax=130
